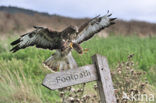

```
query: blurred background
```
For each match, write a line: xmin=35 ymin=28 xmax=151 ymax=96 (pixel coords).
xmin=0 ymin=0 xmax=156 ymax=37
xmin=0 ymin=0 xmax=156 ymax=103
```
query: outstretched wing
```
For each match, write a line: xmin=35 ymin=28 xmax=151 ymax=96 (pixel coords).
xmin=10 ymin=26 xmax=60 ymax=53
xmin=76 ymin=15 xmax=100 ymax=34
xmin=74 ymin=13 xmax=116 ymax=44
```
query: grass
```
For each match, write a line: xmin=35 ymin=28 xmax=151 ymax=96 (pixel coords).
xmin=0 ymin=35 xmax=156 ymax=103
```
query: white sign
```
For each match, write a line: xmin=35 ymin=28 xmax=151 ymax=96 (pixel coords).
xmin=42 ymin=64 xmax=97 ymax=90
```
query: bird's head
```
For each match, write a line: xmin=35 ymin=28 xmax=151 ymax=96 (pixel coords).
xmin=65 ymin=25 xmax=78 ymax=40
xmin=67 ymin=25 xmax=78 ymax=34
xmin=62 ymin=25 xmax=78 ymax=41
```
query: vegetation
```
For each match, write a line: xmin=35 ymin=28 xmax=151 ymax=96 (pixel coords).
xmin=0 ymin=35 xmax=156 ymax=103
xmin=1 ymin=6 xmax=156 ymax=36
xmin=56 ymin=54 xmax=155 ymax=103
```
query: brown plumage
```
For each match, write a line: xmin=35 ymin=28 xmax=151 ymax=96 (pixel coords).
xmin=10 ymin=12 xmax=116 ymax=71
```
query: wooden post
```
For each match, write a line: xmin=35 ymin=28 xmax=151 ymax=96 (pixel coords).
xmin=42 ymin=54 xmax=117 ymax=103
xmin=92 ymin=54 xmax=117 ymax=103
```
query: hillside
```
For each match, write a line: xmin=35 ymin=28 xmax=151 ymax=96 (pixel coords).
xmin=0 ymin=6 xmax=50 ymax=16
xmin=0 ymin=6 xmax=156 ymax=103
xmin=0 ymin=6 xmax=156 ymax=36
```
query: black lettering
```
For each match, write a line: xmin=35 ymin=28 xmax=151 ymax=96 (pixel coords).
xmin=70 ymin=74 xmax=74 ymax=80
xmin=87 ymin=71 xmax=91 ymax=76
xmin=74 ymin=74 xmax=78 ymax=80
xmin=79 ymin=72 xmax=84 ymax=78
xmin=56 ymin=77 xmax=61 ymax=83
xmin=66 ymin=75 xmax=71 ymax=81
xmin=61 ymin=77 xmax=66 ymax=82
xmin=84 ymin=70 xmax=88 ymax=77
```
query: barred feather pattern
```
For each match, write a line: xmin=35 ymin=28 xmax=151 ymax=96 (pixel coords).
xmin=43 ymin=52 xmax=77 ymax=71
xmin=74 ymin=13 xmax=116 ymax=44
xmin=10 ymin=12 xmax=116 ymax=71
xmin=10 ymin=28 xmax=60 ymax=53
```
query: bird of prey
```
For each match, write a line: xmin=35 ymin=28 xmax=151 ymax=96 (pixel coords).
xmin=10 ymin=12 xmax=116 ymax=71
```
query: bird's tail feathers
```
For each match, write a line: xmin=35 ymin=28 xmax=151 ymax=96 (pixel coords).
xmin=43 ymin=56 xmax=59 ymax=71
xmin=43 ymin=52 xmax=77 ymax=71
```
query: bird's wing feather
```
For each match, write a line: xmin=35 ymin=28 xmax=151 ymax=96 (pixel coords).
xmin=74 ymin=13 xmax=116 ymax=44
xmin=10 ymin=27 xmax=59 ymax=52
xmin=77 ymin=15 xmax=100 ymax=34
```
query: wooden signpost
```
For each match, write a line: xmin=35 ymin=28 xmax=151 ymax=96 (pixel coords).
xmin=42 ymin=54 xmax=117 ymax=103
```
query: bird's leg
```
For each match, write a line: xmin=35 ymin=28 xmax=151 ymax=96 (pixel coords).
xmin=72 ymin=43 xmax=89 ymax=54
xmin=72 ymin=43 xmax=83 ymax=54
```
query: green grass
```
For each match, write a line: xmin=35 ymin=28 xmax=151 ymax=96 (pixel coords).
xmin=0 ymin=35 xmax=156 ymax=103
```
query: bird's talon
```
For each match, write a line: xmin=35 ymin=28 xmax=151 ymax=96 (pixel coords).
xmin=70 ymin=42 xmax=73 ymax=48
xmin=84 ymin=48 xmax=89 ymax=53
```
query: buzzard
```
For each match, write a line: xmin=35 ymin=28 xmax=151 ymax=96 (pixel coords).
xmin=10 ymin=12 xmax=116 ymax=71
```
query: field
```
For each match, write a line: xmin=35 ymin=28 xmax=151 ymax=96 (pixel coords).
xmin=0 ymin=35 xmax=156 ymax=103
